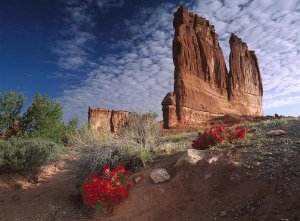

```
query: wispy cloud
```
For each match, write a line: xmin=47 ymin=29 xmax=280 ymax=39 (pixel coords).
xmin=96 ymin=0 xmax=124 ymax=9
xmin=53 ymin=0 xmax=95 ymax=71
xmin=57 ymin=0 xmax=300 ymax=121
xmin=58 ymin=2 xmax=175 ymax=121
xmin=53 ymin=0 xmax=125 ymax=73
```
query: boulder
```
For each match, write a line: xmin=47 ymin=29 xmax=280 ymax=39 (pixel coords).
xmin=266 ymin=130 xmax=287 ymax=137
xmin=175 ymin=149 xmax=208 ymax=167
xmin=150 ymin=169 xmax=170 ymax=184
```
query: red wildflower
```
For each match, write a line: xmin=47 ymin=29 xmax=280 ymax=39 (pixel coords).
xmin=82 ymin=165 xmax=131 ymax=211
xmin=192 ymin=124 xmax=247 ymax=150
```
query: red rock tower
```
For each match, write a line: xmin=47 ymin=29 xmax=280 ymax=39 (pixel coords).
xmin=162 ymin=6 xmax=263 ymax=128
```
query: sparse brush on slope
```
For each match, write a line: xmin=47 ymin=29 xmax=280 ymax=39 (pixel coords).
xmin=73 ymin=145 xmax=135 ymax=179
xmin=0 ymin=138 xmax=64 ymax=172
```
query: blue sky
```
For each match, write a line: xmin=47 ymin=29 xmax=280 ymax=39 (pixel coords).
xmin=1 ymin=0 xmax=300 ymax=122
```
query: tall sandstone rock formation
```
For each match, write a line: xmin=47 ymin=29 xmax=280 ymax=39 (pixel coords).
xmin=162 ymin=6 xmax=263 ymax=128
xmin=88 ymin=107 xmax=129 ymax=136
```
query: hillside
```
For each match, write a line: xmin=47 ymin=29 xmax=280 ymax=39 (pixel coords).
xmin=0 ymin=117 xmax=299 ymax=221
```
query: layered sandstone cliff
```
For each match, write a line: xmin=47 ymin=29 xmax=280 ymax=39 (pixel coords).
xmin=162 ymin=6 xmax=263 ymax=128
xmin=88 ymin=107 xmax=129 ymax=136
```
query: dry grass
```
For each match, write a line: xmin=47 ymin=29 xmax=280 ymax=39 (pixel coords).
xmin=65 ymin=124 xmax=113 ymax=148
xmin=119 ymin=113 xmax=160 ymax=150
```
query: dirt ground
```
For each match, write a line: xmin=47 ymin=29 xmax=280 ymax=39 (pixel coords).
xmin=1 ymin=118 xmax=299 ymax=221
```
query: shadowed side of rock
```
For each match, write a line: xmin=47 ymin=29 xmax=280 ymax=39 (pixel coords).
xmin=228 ymin=34 xmax=263 ymax=116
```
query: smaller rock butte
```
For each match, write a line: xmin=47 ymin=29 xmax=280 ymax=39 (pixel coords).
xmin=162 ymin=6 xmax=263 ymax=129
xmin=88 ymin=107 xmax=129 ymax=136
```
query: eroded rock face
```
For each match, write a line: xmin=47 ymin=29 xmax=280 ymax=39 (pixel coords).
xmin=88 ymin=107 xmax=129 ymax=136
xmin=228 ymin=34 xmax=263 ymax=116
xmin=162 ymin=6 xmax=263 ymax=128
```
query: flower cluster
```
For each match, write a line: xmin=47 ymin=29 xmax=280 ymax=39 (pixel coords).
xmin=192 ymin=125 xmax=248 ymax=150
xmin=82 ymin=165 xmax=131 ymax=211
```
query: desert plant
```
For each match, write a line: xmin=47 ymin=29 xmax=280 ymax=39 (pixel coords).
xmin=0 ymin=91 xmax=25 ymax=135
xmin=255 ymin=136 xmax=268 ymax=147
xmin=192 ymin=125 xmax=248 ymax=150
xmin=0 ymin=138 xmax=64 ymax=171
xmin=21 ymin=93 xmax=64 ymax=143
xmin=161 ymin=132 xmax=197 ymax=143
xmin=83 ymin=165 xmax=131 ymax=213
xmin=65 ymin=123 xmax=112 ymax=148
xmin=65 ymin=116 xmax=79 ymax=134
xmin=74 ymin=145 xmax=135 ymax=179
xmin=119 ymin=112 xmax=160 ymax=165
xmin=159 ymin=132 xmax=197 ymax=153
xmin=120 ymin=112 xmax=160 ymax=150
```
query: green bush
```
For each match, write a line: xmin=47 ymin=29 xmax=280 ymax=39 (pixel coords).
xmin=21 ymin=93 xmax=64 ymax=143
xmin=0 ymin=138 xmax=64 ymax=172
xmin=0 ymin=91 xmax=24 ymax=132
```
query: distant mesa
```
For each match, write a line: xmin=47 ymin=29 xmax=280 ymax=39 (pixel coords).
xmin=161 ymin=6 xmax=263 ymax=129
xmin=88 ymin=107 xmax=129 ymax=136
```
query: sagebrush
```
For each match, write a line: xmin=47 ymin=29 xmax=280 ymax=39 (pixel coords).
xmin=0 ymin=138 xmax=64 ymax=171
xmin=119 ymin=112 xmax=160 ymax=165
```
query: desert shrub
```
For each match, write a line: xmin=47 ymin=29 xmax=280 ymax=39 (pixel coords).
xmin=120 ymin=112 xmax=160 ymax=150
xmin=83 ymin=165 xmax=131 ymax=213
xmin=119 ymin=112 xmax=160 ymax=165
xmin=0 ymin=138 xmax=64 ymax=171
xmin=65 ymin=123 xmax=112 ymax=148
xmin=0 ymin=91 xmax=24 ymax=133
xmin=192 ymin=125 xmax=247 ymax=150
xmin=74 ymin=145 xmax=135 ymax=179
xmin=0 ymin=91 xmax=24 ymax=138
xmin=21 ymin=93 xmax=64 ymax=143
xmin=64 ymin=116 xmax=79 ymax=134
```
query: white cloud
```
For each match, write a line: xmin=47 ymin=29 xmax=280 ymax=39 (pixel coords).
xmin=58 ymin=0 xmax=300 ymax=122
xmin=53 ymin=1 xmax=95 ymax=71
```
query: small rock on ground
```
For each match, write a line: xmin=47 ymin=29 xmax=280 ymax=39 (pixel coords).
xmin=150 ymin=168 xmax=170 ymax=184
xmin=220 ymin=210 xmax=227 ymax=217
xmin=266 ymin=130 xmax=287 ymax=137
xmin=134 ymin=176 xmax=142 ymax=183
